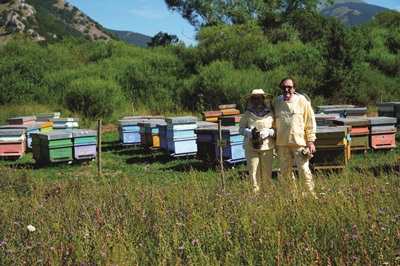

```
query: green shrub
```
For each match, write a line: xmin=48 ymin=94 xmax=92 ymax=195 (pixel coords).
xmin=65 ymin=77 xmax=125 ymax=122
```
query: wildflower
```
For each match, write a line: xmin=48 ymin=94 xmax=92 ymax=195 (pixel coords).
xmin=352 ymin=255 xmax=358 ymax=261
xmin=238 ymin=250 xmax=245 ymax=254
xmin=178 ymin=245 xmax=185 ymax=250
xmin=252 ymin=221 xmax=257 ymax=225
xmin=84 ymin=233 xmax=90 ymax=237
xmin=49 ymin=247 xmax=54 ymax=251
xmin=6 ymin=249 xmax=14 ymax=253
xmin=381 ymin=227 xmax=386 ymax=231
xmin=13 ymin=221 xmax=20 ymax=226
xmin=379 ymin=210 xmax=385 ymax=215
xmin=227 ymin=231 xmax=232 ymax=236
xmin=37 ymin=260 xmax=43 ymax=263
xmin=392 ymin=219 xmax=397 ymax=223
xmin=142 ymin=215 xmax=147 ymax=219
xmin=176 ymin=222 xmax=183 ymax=227
xmin=26 ymin=246 xmax=33 ymax=250
xmin=304 ymin=248 xmax=309 ymax=252
xmin=213 ymin=208 xmax=218 ymax=212
xmin=191 ymin=239 xmax=199 ymax=245
xmin=0 ymin=241 xmax=7 ymax=246
xmin=100 ymin=251 xmax=106 ymax=257
xmin=352 ymin=234 xmax=358 ymax=239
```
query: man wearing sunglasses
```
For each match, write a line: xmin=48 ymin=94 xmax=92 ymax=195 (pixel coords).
xmin=272 ymin=77 xmax=318 ymax=199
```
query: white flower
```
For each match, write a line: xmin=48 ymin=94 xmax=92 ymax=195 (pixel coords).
xmin=27 ymin=225 xmax=36 ymax=232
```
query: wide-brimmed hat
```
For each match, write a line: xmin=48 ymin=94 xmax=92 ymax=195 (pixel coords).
xmin=243 ymin=89 xmax=272 ymax=101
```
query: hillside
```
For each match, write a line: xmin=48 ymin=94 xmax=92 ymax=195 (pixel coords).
xmin=320 ymin=0 xmax=391 ymax=26
xmin=0 ymin=0 xmax=121 ymax=45
xmin=0 ymin=0 xmax=396 ymax=47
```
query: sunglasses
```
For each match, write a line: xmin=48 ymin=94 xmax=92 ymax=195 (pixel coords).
xmin=280 ymin=85 xmax=294 ymax=90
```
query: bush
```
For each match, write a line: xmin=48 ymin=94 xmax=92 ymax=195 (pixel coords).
xmin=65 ymin=77 xmax=125 ymax=121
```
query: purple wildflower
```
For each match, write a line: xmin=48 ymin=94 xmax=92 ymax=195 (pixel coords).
xmin=191 ymin=239 xmax=199 ymax=245
xmin=227 ymin=231 xmax=232 ymax=236
xmin=304 ymin=248 xmax=309 ymax=252
xmin=6 ymin=250 xmax=14 ymax=253
xmin=178 ymin=245 xmax=185 ymax=250
xmin=100 ymin=252 xmax=106 ymax=257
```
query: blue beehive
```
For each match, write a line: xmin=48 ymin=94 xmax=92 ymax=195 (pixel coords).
xmin=213 ymin=126 xmax=245 ymax=164
xmin=165 ymin=116 xmax=198 ymax=157
xmin=50 ymin=118 xmax=79 ymax=130
xmin=118 ymin=119 xmax=142 ymax=146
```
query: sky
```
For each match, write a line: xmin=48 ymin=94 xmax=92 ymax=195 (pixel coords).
xmin=66 ymin=0 xmax=400 ymax=47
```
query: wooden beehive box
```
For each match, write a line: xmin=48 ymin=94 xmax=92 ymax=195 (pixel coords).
xmin=7 ymin=116 xmax=36 ymax=125
xmin=37 ymin=130 xmax=73 ymax=164
xmin=331 ymin=118 xmax=370 ymax=151
xmin=364 ymin=117 xmax=397 ymax=150
xmin=202 ymin=111 xmax=223 ymax=122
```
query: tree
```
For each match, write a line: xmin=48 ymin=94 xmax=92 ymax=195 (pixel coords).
xmin=147 ymin=31 xmax=180 ymax=47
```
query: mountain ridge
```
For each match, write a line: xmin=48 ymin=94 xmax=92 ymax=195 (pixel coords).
xmin=0 ymin=0 xmax=395 ymax=47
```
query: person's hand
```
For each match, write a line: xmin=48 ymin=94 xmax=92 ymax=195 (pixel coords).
xmin=243 ymin=128 xmax=252 ymax=138
xmin=306 ymin=141 xmax=316 ymax=154
xmin=260 ymin=129 xmax=274 ymax=139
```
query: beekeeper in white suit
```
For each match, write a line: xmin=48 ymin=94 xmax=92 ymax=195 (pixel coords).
xmin=273 ymin=77 xmax=318 ymax=199
xmin=239 ymin=89 xmax=276 ymax=193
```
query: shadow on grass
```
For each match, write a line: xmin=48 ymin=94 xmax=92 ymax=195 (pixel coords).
xmin=352 ymin=162 xmax=400 ymax=176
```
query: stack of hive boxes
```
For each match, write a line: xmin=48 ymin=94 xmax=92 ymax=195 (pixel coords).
xmin=315 ymin=105 xmax=355 ymax=115
xmin=201 ymin=104 xmax=241 ymax=123
xmin=194 ymin=123 xmax=218 ymax=162
xmin=32 ymin=130 xmax=73 ymax=164
xmin=70 ymin=129 xmax=97 ymax=161
xmin=0 ymin=123 xmax=41 ymax=150
xmin=331 ymin=118 xmax=370 ymax=152
xmin=118 ymin=116 xmax=165 ymax=147
xmin=165 ymin=116 xmax=198 ymax=157
xmin=214 ymin=126 xmax=245 ymax=164
xmin=31 ymin=129 xmax=97 ymax=164
xmin=312 ymin=126 xmax=351 ymax=169
xmin=36 ymin=112 xmax=60 ymax=121
xmin=0 ymin=128 xmax=26 ymax=159
xmin=118 ymin=117 xmax=142 ymax=146
xmin=138 ymin=118 xmax=166 ymax=150
xmin=50 ymin=118 xmax=79 ymax=130
xmin=314 ymin=113 xmax=340 ymax=126
xmin=364 ymin=117 xmax=397 ymax=150
xmin=202 ymin=110 xmax=222 ymax=122
xmin=377 ymin=102 xmax=400 ymax=129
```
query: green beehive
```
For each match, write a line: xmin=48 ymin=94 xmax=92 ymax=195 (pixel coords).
xmin=38 ymin=131 xmax=73 ymax=163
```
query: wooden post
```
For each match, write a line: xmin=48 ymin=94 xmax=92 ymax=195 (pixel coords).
xmin=218 ymin=120 xmax=225 ymax=191
xmin=98 ymin=119 xmax=102 ymax=175
xmin=131 ymin=103 xmax=135 ymax=116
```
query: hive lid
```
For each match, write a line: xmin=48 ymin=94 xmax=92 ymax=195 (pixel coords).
xmin=0 ymin=123 xmax=41 ymax=131
xmin=196 ymin=121 xmax=217 ymax=128
xmin=138 ymin=120 xmax=165 ymax=128
xmin=332 ymin=118 xmax=370 ymax=126
xmin=7 ymin=116 xmax=37 ymax=123
xmin=364 ymin=116 xmax=397 ymax=125
xmin=0 ymin=128 xmax=26 ymax=135
xmin=165 ymin=116 xmax=198 ymax=124
xmin=118 ymin=119 xmax=143 ymax=126
xmin=50 ymin=118 xmax=80 ymax=122
xmin=38 ymin=130 xmax=73 ymax=140
xmin=69 ymin=129 xmax=97 ymax=137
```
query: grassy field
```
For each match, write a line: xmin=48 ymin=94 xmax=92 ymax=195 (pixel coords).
xmin=0 ymin=129 xmax=399 ymax=265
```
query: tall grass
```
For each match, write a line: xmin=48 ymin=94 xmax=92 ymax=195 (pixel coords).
xmin=0 ymin=131 xmax=399 ymax=265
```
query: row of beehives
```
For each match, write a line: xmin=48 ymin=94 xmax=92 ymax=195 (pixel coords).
xmin=315 ymin=102 xmax=400 ymax=128
xmin=0 ymin=112 xmax=94 ymax=164
xmin=118 ymin=115 xmax=246 ymax=164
